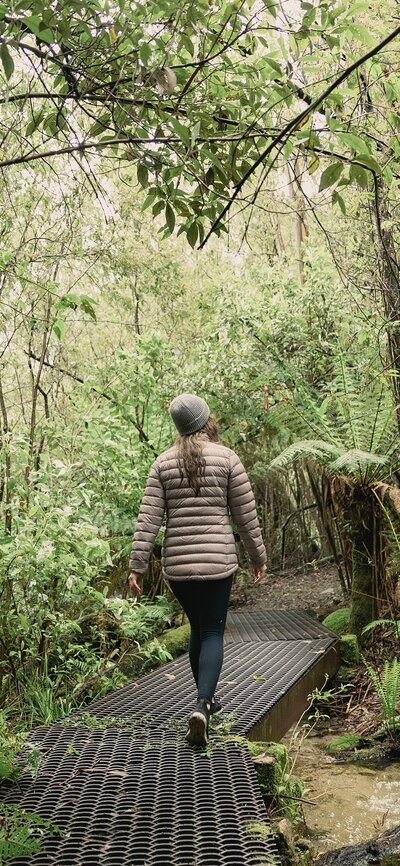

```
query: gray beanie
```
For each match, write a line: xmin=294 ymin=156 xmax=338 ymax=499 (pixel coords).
xmin=169 ymin=393 xmax=210 ymax=435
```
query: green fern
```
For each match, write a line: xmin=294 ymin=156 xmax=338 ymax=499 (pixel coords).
xmin=363 ymin=656 xmax=400 ymax=731
xmin=269 ymin=439 xmax=341 ymax=471
xmin=269 ymin=355 xmax=399 ymax=484
xmin=362 ymin=619 xmax=400 ymax=640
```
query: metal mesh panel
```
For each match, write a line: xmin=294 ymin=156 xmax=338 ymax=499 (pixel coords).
xmin=0 ymin=610 xmax=339 ymax=865
xmin=225 ymin=609 xmax=336 ymax=642
xmin=2 ymin=728 xmax=279 ymax=866
xmin=77 ymin=638 xmax=334 ymax=735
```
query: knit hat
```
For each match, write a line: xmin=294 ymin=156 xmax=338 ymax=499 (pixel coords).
xmin=169 ymin=393 xmax=210 ymax=435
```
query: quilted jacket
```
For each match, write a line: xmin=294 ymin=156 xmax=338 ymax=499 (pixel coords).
xmin=128 ymin=436 xmax=267 ymax=581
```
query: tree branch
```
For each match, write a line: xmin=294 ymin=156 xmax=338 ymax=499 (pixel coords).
xmin=199 ymin=24 xmax=400 ymax=248
xmin=25 ymin=351 xmax=158 ymax=455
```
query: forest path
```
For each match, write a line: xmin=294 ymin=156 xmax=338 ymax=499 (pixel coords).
xmin=242 ymin=563 xmax=344 ymax=612
xmin=0 ymin=611 xmax=339 ymax=866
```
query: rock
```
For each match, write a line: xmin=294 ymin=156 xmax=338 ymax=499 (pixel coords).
xmin=274 ymin=817 xmax=301 ymax=865
xmin=322 ymin=608 xmax=351 ymax=635
xmin=339 ymin=633 xmax=360 ymax=665
xmin=161 ymin=623 xmax=190 ymax=656
xmin=315 ymin=824 xmax=400 ymax=865
xmin=278 ymin=818 xmax=296 ymax=850
xmin=296 ymin=837 xmax=314 ymax=852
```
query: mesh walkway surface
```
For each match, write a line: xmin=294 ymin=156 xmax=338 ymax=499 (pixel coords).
xmin=1 ymin=610 xmax=338 ymax=865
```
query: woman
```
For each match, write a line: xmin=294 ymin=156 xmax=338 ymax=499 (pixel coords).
xmin=128 ymin=393 xmax=267 ymax=745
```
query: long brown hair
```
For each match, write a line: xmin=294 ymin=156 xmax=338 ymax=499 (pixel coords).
xmin=176 ymin=416 xmax=220 ymax=494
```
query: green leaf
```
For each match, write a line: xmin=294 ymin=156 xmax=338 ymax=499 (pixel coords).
xmin=0 ymin=43 xmax=14 ymax=80
xmin=165 ymin=203 xmax=175 ymax=233
xmin=137 ymin=163 xmax=149 ymax=188
xmin=152 ymin=200 xmax=164 ymax=217
xmin=186 ymin=222 xmax=198 ymax=248
xmin=265 ymin=57 xmax=283 ymax=75
xmin=201 ymin=147 xmax=226 ymax=179
xmin=349 ymin=164 xmax=369 ymax=189
xmin=23 ymin=15 xmax=53 ymax=42
xmin=332 ymin=191 xmax=346 ymax=215
xmin=53 ymin=319 xmax=65 ymax=339
xmin=139 ymin=42 xmax=151 ymax=64
xmin=79 ymin=296 xmax=97 ymax=320
xmin=308 ymin=155 xmax=319 ymax=174
xmin=348 ymin=23 xmax=377 ymax=47
xmin=0 ymin=535 xmax=13 ymax=545
xmin=169 ymin=117 xmax=190 ymax=148
xmin=191 ymin=120 xmax=201 ymax=147
xmin=319 ymin=162 xmax=343 ymax=192
xmin=355 ymin=153 xmax=382 ymax=174
xmin=141 ymin=191 xmax=157 ymax=211
xmin=26 ymin=110 xmax=45 ymax=136
xmin=383 ymin=165 xmax=393 ymax=185
xmin=335 ymin=131 xmax=370 ymax=154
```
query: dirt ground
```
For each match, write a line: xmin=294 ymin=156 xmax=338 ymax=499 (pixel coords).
xmin=231 ymin=562 xmax=345 ymax=612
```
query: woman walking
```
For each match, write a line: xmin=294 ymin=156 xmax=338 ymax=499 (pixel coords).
xmin=128 ymin=394 xmax=267 ymax=745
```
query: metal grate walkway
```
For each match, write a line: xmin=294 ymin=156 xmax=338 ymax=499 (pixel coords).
xmin=0 ymin=610 xmax=339 ymax=865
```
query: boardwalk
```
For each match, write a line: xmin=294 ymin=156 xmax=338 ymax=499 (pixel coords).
xmin=1 ymin=610 xmax=339 ymax=866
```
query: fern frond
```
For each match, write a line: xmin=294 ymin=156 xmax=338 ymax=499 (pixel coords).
xmin=330 ymin=449 xmax=388 ymax=476
xmin=363 ymin=656 xmax=400 ymax=730
xmin=362 ymin=619 xmax=400 ymax=639
xmin=368 ymin=385 xmax=397 ymax=455
xmin=269 ymin=439 xmax=341 ymax=472
xmin=335 ymin=354 xmax=364 ymax=449
xmin=291 ymin=391 xmax=342 ymax=446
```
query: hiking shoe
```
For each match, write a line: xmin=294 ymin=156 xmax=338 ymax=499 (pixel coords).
xmin=185 ymin=699 xmax=210 ymax=746
xmin=210 ymin=696 xmax=222 ymax=715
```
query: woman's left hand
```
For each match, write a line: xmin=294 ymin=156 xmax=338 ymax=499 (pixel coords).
xmin=128 ymin=572 xmax=144 ymax=598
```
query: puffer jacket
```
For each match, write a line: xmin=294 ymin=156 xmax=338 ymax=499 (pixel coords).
xmin=128 ymin=435 xmax=267 ymax=581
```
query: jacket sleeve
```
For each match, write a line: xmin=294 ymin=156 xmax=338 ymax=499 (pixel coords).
xmin=227 ymin=452 xmax=267 ymax=567
xmin=128 ymin=459 xmax=165 ymax=574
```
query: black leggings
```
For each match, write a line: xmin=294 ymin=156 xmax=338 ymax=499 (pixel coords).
xmin=168 ymin=573 xmax=234 ymax=702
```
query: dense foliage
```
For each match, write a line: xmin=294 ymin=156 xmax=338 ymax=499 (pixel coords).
xmin=0 ymin=0 xmax=399 ymax=763
xmin=1 ymin=1 xmax=400 ymax=244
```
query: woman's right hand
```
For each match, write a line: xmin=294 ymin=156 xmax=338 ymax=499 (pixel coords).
xmin=252 ymin=564 xmax=267 ymax=584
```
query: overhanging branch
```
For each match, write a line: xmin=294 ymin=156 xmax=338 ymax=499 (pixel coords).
xmin=199 ymin=24 xmax=400 ymax=248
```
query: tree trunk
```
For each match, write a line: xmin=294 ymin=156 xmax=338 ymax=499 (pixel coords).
xmin=335 ymin=482 xmax=379 ymax=639
xmin=373 ymin=178 xmax=400 ymax=431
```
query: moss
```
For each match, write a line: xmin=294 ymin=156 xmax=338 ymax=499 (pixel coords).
xmin=322 ymin=608 xmax=351 ymax=635
xmin=161 ymin=624 xmax=190 ymax=657
xmin=340 ymin=633 xmax=360 ymax=664
xmin=326 ymin=733 xmax=363 ymax=752
xmin=335 ymin=664 xmax=357 ymax=684
xmin=247 ymin=741 xmax=304 ymax=823
xmin=244 ymin=821 xmax=272 ymax=840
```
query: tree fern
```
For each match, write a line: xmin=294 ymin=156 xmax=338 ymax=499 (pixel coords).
xmin=335 ymin=353 xmax=366 ymax=449
xmin=330 ymin=449 xmax=388 ymax=475
xmin=363 ymin=657 xmax=400 ymax=732
xmin=269 ymin=355 xmax=399 ymax=485
xmin=269 ymin=439 xmax=341 ymax=471
xmin=368 ymin=384 xmax=397 ymax=455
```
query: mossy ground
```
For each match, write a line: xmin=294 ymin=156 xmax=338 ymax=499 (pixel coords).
xmin=247 ymin=741 xmax=305 ymax=824
xmin=322 ymin=608 xmax=351 ymax=635
xmin=161 ymin=623 xmax=190 ymax=656
xmin=339 ymin=633 xmax=360 ymax=664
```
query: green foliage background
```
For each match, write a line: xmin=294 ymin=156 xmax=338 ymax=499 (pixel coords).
xmin=0 ymin=0 xmax=399 ymax=743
